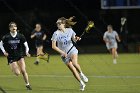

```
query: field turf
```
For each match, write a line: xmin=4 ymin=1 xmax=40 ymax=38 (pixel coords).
xmin=0 ymin=53 xmax=140 ymax=93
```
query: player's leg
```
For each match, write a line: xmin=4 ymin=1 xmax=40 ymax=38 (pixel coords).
xmin=66 ymin=62 xmax=86 ymax=91
xmin=38 ymin=46 xmax=44 ymax=55
xmin=18 ymin=58 xmax=32 ymax=90
xmin=34 ymin=47 xmax=40 ymax=65
xmin=106 ymin=43 xmax=113 ymax=55
xmin=9 ymin=62 xmax=20 ymax=76
xmin=115 ymin=50 xmax=118 ymax=57
xmin=71 ymin=54 xmax=88 ymax=83
xmin=38 ymin=53 xmax=50 ymax=62
xmin=112 ymin=43 xmax=118 ymax=64
xmin=37 ymin=46 xmax=50 ymax=63
xmin=112 ymin=48 xmax=117 ymax=64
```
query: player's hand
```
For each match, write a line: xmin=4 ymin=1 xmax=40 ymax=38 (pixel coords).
xmin=75 ymin=36 xmax=81 ymax=41
xmin=33 ymin=33 xmax=36 ymax=37
xmin=61 ymin=52 xmax=67 ymax=58
xmin=118 ymin=39 xmax=121 ymax=42
xmin=3 ymin=52 xmax=8 ymax=57
xmin=31 ymin=33 xmax=36 ymax=39
xmin=26 ymin=53 xmax=31 ymax=57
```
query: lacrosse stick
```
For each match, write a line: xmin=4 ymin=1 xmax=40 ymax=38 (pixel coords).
xmin=67 ymin=21 xmax=94 ymax=54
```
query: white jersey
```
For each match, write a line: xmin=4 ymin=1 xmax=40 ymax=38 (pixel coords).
xmin=103 ymin=31 xmax=119 ymax=49
xmin=51 ymin=28 xmax=76 ymax=53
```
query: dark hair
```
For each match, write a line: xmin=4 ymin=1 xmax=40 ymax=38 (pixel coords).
xmin=9 ymin=22 xmax=17 ymax=28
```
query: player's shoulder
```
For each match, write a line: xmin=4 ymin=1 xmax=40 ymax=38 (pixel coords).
xmin=112 ymin=30 xmax=116 ymax=32
xmin=66 ymin=28 xmax=72 ymax=30
xmin=66 ymin=28 xmax=73 ymax=31
xmin=66 ymin=28 xmax=74 ymax=33
xmin=54 ymin=30 xmax=61 ymax=34
xmin=104 ymin=31 xmax=108 ymax=34
xmin=51 ymin=30 xmax=58 ymax=37
xmin=113 ymin=30 xmax=118 ymax=33
xmin=2 ymin=33 xmax=10 ymax=39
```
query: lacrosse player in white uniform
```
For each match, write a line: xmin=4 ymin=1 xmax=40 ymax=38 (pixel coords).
xmin=51 ymin=17 xmax=88 ymax=91
xmin=103 ymin=25 xmax=121 ymax=64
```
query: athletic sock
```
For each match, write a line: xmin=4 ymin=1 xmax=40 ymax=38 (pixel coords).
xmin=36 ymin=57 xmax=39 ymax=62
xmin=113 ymin=59 xmax=117 ymax=64
xmin=26 ymin=83 xmax=30 ymax=86
xmin=80 ymin=80 xmax=85 ymax=85
xmin=80 ymin=72 xmax=84 ymax=76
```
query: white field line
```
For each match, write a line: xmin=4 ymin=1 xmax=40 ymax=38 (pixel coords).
xmin=0 ymin=75 xmax=140 ymax=78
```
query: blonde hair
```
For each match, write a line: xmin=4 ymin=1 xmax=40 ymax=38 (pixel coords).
xmin=57 ymin=16 xmax=77 ymax=28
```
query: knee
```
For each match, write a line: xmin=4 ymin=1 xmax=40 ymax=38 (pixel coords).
xmin=72 ymin=63 xmax=78 ymax=66
xmin=21 ymin=69 xmax=27 ymax=75
xmin=14 ymin=71 xmax=20 ymax=76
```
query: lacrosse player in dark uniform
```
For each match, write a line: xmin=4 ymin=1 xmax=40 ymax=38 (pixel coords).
xmin=0 ymin=22 xmax=32 ymax=90
xmin=31 ymin=23 xmax=49 ymax=65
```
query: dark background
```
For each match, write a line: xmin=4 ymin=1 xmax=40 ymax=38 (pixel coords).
xmin=0 ymin=0 xmax=140 ymax=53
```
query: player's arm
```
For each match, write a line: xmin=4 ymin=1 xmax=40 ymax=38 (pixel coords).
xmin=31 ymin=34 xmax=35 ymax=39
xmin=115 ymin=32 xmax=121 ymax=42
xmin=24 ymin=42 xmax=30 ymax=57
xmin=52 ymin=40 xmax=67 ymax=57
xmin=71 ymin=29 xmax=81 ymax=42
xmin=30 ymin=31 xmax=36 ymax=39
xmin=0 ymin=41 xmax=8 ymax=56
xmin=21 ymin=34 xmax=30 ymax=57
xmin=103 ymin=33 xmax=109 ymax=43
xmin=116 ymin=35 xmax=121 ymax=42
xmin=72 ymin=35 xmax=81 ymax=42
xmin=103 ymin=38 xmax=109 ymax=43
xmin=43 ymin=34 xmax=47 ymax=40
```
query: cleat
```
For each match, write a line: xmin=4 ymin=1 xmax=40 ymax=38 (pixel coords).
xmin=113 ymin=59 xmax=117 ymax=64
xmin=80 ymin=74 xmax=88 ymax=83
xmin=113 ymin=61 xmax=117 ymax=64
xmin=26 ymin=85 xmax=32 ymax=90
xmin=34 ymin=61 xmax=39 ymax=65
xmin=37 ymin=55 xmax=44 ymax=59
xmin=37 ymin=53 xmax=50 ymax=63
xmin=80 ymin=84 xmax=86 ymax=91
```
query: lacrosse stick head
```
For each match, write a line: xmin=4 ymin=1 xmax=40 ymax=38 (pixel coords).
xmin=85 ymin=21 xmax=94 ymax=33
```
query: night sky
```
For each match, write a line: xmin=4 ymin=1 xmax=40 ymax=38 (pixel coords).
xmin=0 ymin=0 xmax=140 ymax=45
xmin=0 ymin=0 xmax=100 ymax=12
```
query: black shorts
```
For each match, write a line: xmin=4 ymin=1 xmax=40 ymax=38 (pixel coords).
xmin=35 ymin=41 xmax=44 ymax=48
xmin=7 ymin=56 xmax=24 ymax=65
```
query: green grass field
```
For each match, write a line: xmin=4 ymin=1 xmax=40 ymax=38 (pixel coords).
xmin=0 ymin=53 xmax=140 ymax=93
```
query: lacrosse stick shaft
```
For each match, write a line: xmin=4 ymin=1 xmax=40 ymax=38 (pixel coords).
xmin=67 ymin=21 xmax=94 ymax=54
xmin=79 ymin=30 xmax=86 ymax=38
xmin=67 ymin=30 xmax=86 ymax=54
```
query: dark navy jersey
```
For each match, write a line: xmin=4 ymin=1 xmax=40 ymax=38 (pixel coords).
xmin=31 ymin=30 xmax=46 ymax=42
xmin=31 ymin=30 xmax=46 ymax=47
xmin=2 ymin=33 xmax=26 ymax=57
